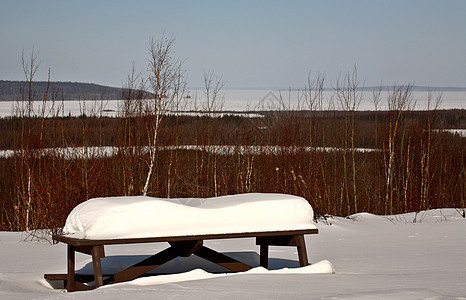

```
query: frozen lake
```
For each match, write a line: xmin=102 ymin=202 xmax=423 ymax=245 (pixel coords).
xmin=0 ymin=89 xmax=464 ymax=117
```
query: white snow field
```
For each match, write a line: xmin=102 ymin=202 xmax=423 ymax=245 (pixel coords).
xmin=0 ymin=89 xmax=465 ymax=118
xmin=1 ymin=208 xmax=465 ymax=299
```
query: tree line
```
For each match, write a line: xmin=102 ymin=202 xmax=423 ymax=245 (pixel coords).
xmin=0 ymin=36 xmax=465 ymax=235
xmin=0 ymin=80 xmax=125 ymax=101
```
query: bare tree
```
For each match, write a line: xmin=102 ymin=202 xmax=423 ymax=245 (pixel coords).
xmin=372 ymin=85 xmax=383 ymax=147
xmin=371 ymin=85 xmax=383 ymax=210
xmin=118 ymin=62 xmax=147 ymax=196
xmin=142 ymin=34 xmax=187 ymax=196
xmin=384 ymin=84 xmax=414 ymax=214
xmin=335 ymin=67 xmax=364 ymax=214
xmin=14 ymin=48 xmax=60 ymax=233
xmin=202 ymin=70 xmax=225 ymax=117
xmin=419 ymin=90 xmax=442 ymax=209
xmin=302 ymin=72 xmax=327 ymax=214
xmin=303 ymin=71 xmax=325 ymax=147
xmin=17 ymin=47 xmax=40 ymax=231
xmin=197 ymin=70 xmax=226 ymax=196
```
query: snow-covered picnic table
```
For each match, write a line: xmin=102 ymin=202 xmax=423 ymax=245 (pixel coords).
xmin=45 ymin=193 xmax=318 ymax=291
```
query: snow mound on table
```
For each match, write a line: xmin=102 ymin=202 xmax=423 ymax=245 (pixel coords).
xmin=62 ymin=193 xmax=315 ymax=239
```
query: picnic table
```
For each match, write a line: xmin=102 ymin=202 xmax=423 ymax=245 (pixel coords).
xmin=44 ymin=193 xmax=318 ymax=291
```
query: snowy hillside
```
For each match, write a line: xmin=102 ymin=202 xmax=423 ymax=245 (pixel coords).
xmin=1 ymin=208 xmax=465 ymax=299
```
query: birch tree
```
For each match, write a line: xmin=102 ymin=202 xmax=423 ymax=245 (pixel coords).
xmin=142 ymin=34 xmax=187 ymax=196
xmin=335 ymin=67 xmax=363 ymax=214
xmin=384 ymin=84 xmax=414 ymax=214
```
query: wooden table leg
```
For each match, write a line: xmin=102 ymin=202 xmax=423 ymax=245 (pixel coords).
xmin=293 ymin=235 xmax=309 ymax=267
xmin=259 ymin=244 xmax=269 ymax=268
xmin=67 ymin=244 xmax=76 ymax=292
xmin=256 ymin=234 xmax=310 ymax=268
xmin=91 ymin=246 xmax=105 ymax=287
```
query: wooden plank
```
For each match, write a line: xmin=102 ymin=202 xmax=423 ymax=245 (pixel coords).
xmin=75 ymin=245 xmax=105 ymax=257
xmin=43 ymin=274 xmax=95 ymax=291
xmin=53 ymin=228 xmax=318 ymax=246
xmin=109 ymin=246 xmax=179 ymax=284
xmin=169 ymin=240 xmax=203 ymax=257
xmin=194 ymin=246 xmax=252 ymax=272
xmin=256 ymin=235 xmax=294 ymax=246
xmin=44 ymin=273 xmax=68 ymax=280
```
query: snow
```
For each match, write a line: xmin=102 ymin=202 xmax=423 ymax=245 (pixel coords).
xmin=1 ymin=208 xmax=465 ymax=299
xmin=0 ymin=90 xmax=465 ymax=118
xmin=0 ymin=145 xmax=379 ymax=159
xmin=62 ymin=193 xmax=315 ymax=239
xmin=441 ymin=129 xmax=466 ymax=137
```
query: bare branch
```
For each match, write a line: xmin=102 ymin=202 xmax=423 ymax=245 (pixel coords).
xmin=202 ymin=69 xmax=226 ymax=116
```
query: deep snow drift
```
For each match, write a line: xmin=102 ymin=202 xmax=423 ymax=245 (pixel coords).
xmin=62 ymin=193 xmax=315 ymax=239
xmin=1 ymin=208 xmax=465 ymax=299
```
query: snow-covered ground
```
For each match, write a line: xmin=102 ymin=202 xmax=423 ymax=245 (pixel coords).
xmin=1 ymin=208 xmax=465 ymax=299
xmin=0 ymin=145 xmax=379 ymax=159
xmin=438 ymin=129 xmax=466 ymax=138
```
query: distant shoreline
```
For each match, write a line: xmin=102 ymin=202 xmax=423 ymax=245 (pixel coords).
xmin=1 ymin=80 xmax=466 ymax=101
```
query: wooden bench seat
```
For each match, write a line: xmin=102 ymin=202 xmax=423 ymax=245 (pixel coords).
xmin=45 ymin=228 xmax=318 ymax=292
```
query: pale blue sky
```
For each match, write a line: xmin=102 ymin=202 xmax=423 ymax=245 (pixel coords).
xmin=1 ymin=0 xmax=465 ymax=89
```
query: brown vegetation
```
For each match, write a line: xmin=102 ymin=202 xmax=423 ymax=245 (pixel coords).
xmin=1 ymin=42 xmax=465 ymax=233
xmin=1 ymin=106 xmax=464 ymax=232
